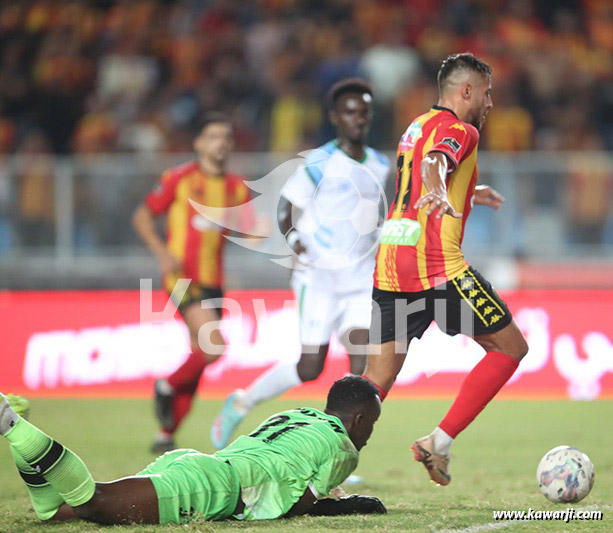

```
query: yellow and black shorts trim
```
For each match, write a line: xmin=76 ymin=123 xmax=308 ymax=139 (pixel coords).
xmin=370 ymin=266 xmax=513 ymax=344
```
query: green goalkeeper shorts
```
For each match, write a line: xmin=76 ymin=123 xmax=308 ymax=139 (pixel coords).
xmin=137 ymin=449 xmax=240 ymax=524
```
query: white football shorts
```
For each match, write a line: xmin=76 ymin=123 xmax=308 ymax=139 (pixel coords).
xmin=291 ymin=277 xmax=372 ymax=346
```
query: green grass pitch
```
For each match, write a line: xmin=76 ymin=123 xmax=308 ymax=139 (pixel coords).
xmin=1 ymin=398 xmax=611 ymax=532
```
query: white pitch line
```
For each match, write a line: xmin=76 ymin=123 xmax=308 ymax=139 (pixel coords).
xmin=434 ymin=505 xmax=611 ymax=533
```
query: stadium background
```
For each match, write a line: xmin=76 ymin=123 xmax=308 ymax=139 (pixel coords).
xmin=0 ymin=0 xmax=612 ymax=400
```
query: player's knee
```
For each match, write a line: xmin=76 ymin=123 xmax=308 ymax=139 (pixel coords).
xmin=191 ymin=337 xmax=226 ymax=363
xmin=296 ymin=361 xmax=324 ymax=382
xmin=205 ymin=351 xmax=224 ymax=364
xmin=502 ymin=327 xmax=529 ymax=362
xmin=513 ymin=336 xmax=529 ymax=361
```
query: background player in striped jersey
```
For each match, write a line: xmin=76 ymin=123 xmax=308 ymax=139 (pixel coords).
xmin=211 ymin=79 xmax=390 ymax=450
xmin=363 ymin=53 xmax=529 ymax=485
xmin=133 ymin=113 xmax=255 ymax=453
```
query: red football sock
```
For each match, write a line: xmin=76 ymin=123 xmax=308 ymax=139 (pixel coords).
xmin=439 ymin=351 xmax=519 ymax=438
xmin=167 ymin=349 xmax=208 ymax=393
xmin=168 ymin=389 xmax=197 ymax=433
xmin=362 ymin=376 xmax=388 ymax=401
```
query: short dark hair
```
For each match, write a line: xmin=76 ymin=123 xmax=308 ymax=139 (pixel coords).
xmin=326 ymin=375 xmax=380 ymax=415
xmin=197 ymin=112 xmax=231 ymax=133
xmin=437 ymin=52 xmax=492 ymax=93
xmin=327 ymin=78 xmax=373 ymax=109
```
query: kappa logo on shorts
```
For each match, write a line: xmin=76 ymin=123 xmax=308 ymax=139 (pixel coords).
xmin=440 ymin=137 xmax=462 ymax=153
xmin=454 ymin=270 xmax=505 ymax=327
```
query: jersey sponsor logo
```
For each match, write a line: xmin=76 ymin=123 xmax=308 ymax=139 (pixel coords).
xmin=440 ymin=137 xmax=461 ymax=153
xmin=399 ymin=121 xmax=423 ymax=150
xmin=450 ymin=123 xmax=466 ymax=132
xmin=191 ymin=214 xmax=216 ymax=231
xmin=380 ymin=219 xmax=421 ymax=246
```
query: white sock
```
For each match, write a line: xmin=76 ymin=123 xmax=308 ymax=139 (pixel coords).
xmin=432 ymin=426 xmax=454 ymax=456
xmin=0 ymin=396 xmax=19 ymax=436
xmin=154 ymin=431 xmax=174 ymax=443
xmin=155 ymin=378 xmax=175 ymax=396
xmin=242 ymin=363 xmax=302 ymax=411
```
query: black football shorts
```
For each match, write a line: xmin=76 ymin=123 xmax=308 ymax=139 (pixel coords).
xmin=370 ymin=266 xmax=513 ymax=345
xmin=170 ymin=283 xmax=224 ymax=318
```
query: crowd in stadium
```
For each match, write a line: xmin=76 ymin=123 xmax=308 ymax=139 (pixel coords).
xmin=0 ymin=0 xmax=611 ymax=156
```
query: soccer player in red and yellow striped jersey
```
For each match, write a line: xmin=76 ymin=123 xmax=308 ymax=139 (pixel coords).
xmin=133 ymin=113 xmax=254 ymax=452
xmin=362 ymin=54 xmax=529 ymax=486
xmin=145 ymin=156 xmax=251 ymax=291
xmin=375 ymin=105 xmax=480 ymax=292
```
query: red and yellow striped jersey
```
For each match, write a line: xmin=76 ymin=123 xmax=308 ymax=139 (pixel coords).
xmin=145 ymin=160 xmax=253 ymax=288
xmin=374 ymin=106 xmax=480 ymax=292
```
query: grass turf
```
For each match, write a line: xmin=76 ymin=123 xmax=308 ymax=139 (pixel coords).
xmin=0 ymin=398 xmax=611 ymax=532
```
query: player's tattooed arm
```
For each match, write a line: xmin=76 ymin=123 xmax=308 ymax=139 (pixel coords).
xmin=473 ymin=185 xmax=505 ymax=210
xmin=278 ymin=196 xmax=306 ymax=255
xmin=415 ymin=152 xmax=462 ymax=219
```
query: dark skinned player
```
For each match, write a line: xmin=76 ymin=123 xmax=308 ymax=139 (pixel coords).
xmin=1 ymin=377 xmax=385 ymax=525
xmin=212 ymin=79 xmax=391 ymax=450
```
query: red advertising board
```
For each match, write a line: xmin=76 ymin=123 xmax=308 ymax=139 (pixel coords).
xmin=1 ymin=290 xmax=612 ymax=399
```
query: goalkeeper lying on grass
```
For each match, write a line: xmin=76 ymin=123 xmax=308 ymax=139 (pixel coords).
xmin=0 ymin=376 xmax=385 ymax=525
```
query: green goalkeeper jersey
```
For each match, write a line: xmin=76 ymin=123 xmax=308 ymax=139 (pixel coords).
xmin=215 ymin=407 xmax=359 ymax=520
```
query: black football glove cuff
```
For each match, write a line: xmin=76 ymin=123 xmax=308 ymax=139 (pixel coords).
xmin=306 ymin=495 xmax=387 ymax=516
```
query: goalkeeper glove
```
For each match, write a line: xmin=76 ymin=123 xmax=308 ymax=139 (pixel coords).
xmin=306 ymin=495 xmax=387 ymax=516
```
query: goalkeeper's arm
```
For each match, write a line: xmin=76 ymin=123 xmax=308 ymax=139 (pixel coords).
xmin=285 ymin=487 xmax=386 ymax=518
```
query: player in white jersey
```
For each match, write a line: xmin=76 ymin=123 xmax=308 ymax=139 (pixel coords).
xmin=211 ymin=79 xmax=390 ymax=450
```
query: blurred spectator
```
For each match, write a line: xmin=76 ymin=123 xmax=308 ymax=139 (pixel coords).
xmin=269 ymin=82 xmax=322 ymax=152
xmin=566 ymin=132 xmax=612 ymax=245
xmin=16 ymin=131 xmax=55 ymax=247
xmin=484 ymin=82 xmax=534 ymax=151
xmin=0 ymin=0 xmax=609 ymax=153
xmin=360 ymin=21 xmax=420 ymax=106
xmin=96 ymin=37 xmax=159 ymax=103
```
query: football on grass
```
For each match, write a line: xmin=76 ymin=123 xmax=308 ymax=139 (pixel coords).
xmin=536 ymin=446 xmax=595 ymax=503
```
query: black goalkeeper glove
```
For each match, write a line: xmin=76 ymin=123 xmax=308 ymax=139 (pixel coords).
xmin=306 ymin=495 xmax=387 ymax=516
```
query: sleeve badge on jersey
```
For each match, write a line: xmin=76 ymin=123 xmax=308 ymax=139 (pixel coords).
xmin=441 ymin=137 xmax=462 ymax=153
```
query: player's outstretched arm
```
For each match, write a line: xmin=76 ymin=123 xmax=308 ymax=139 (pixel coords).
xmin=415 ymin=152 xmax=462 ymax=219
xmin=473 ymin=184 xmax=505 ymax=210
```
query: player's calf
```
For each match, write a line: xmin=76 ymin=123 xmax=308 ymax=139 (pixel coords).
xmin=475 ymin=320 xmax=529 ymax=361
xmin=72 ymin=479 xmax=159 ymax=525
xmin=296 ymin=350 xmax=327 ymax=382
